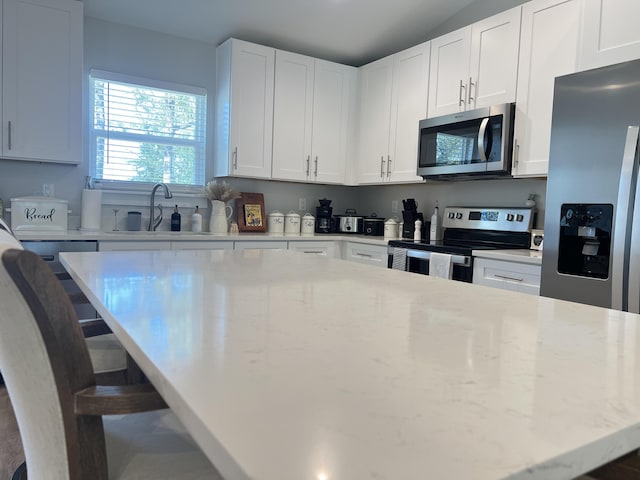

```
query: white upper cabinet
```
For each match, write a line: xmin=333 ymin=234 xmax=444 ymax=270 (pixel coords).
xmin=356 ymin=42 xmax=429 ymax=184
xmin=579 ymin=0 xmax=640 ymax=70
xmin=272 ymin=51 xmax=356 ymax=184
xmin=215 ymin=39 xmax=275 ymax=179
xmin=428 ymin=7 xmax=521 ymax=118
xmin=2 ymin=0 xmax=82 ymax=164
xmin=512 ymin=0 xmax=583 ymax=177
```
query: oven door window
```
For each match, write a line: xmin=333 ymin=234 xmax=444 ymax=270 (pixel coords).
xmin=418 ymin=114 xmax=503 ymax=168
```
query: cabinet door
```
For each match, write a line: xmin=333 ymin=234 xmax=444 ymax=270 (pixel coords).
xmin=469 ymin=7 xmax=521 ymax=109
xmin=311 ymin=60 xmax=355 ymax=184
xmin=272 ymin=50 xmax=314 ymax=182
xmin=579 ymin=0 xmax=640 ymax=70
xmin=512 ymin=0 xmax=582 ymax=177
xmin=387 ymin=43 xmax=429 ymax=183
xmin=356 ymin=56 xmax=393 ymax=184
xmin=2 ymin=0 xmax=82 ymax=163
xmin=427 ymin=27 xmax=472 ymax=117
xmin=224 ymin=39 xmax=274 ymax=178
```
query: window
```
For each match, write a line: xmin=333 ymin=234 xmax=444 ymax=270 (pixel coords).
xmin=90 ymin=70 xmax=206 ymax=188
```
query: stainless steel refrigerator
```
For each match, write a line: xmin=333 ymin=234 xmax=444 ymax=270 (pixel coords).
xmin=542 ymin=58 xmax=640 ymax=313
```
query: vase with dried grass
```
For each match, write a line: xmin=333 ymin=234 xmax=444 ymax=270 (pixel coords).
xmin=204 ymin=180 xmax=240 ymax=234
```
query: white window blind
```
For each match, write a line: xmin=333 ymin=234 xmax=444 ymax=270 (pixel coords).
xmin=90 ymin=70 xmax=206 ymax=187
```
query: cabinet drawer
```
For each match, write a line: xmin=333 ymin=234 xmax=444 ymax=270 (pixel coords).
xmin=234 ymin=241 xmax=288 ymax=250
xmin=344 ymin=242 xmax=388 ymax=267
xmin=473 ymin=258 xmax=541 ymax=295
xmin=288 ymin=241 xmax=336 ymax=257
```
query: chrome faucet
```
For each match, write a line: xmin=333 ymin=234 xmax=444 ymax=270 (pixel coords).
xmin=148 ymin=183 xmax=173 ymax=231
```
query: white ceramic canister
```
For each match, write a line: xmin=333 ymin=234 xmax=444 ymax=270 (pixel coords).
xmin=384 ymin=217 xmax=399 ymax=240
xmin=267 ymin=210 xmax=285 ymax=234
xmin=301 ymin=213 xmax=315 ymax=235
xmin=284 ymin=210 xmax=301 ymax=235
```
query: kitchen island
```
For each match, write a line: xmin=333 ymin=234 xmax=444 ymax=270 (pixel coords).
xmin=60 ymin=248 xmax=639 ymax=480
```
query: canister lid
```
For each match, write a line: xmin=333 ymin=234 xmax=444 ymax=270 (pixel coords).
xmin=269 ymin=210 xmax=284 ymax=218
xmin=285 ymin=210 xmax=300 ymax=218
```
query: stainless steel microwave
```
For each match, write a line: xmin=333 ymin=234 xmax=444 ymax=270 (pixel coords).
xmin=417 ymin=103 xmax=515 ymax=180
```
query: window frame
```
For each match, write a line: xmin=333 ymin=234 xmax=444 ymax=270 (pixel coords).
xmin=89 ymin=69 xmax=207 ymax=193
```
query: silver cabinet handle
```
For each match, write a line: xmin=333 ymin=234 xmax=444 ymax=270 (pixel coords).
xmin=468 ymin=77 xmax=475 ymax=105
xmin=303 ymin=250 xmax=324 ymax=254
xmin=494 ymin=274 xmax=523 ymax=282
xmin=314 ymin=156 xmax=318 ymax=177
xmin=459 ymin=80 xmax=466 ymax=107
xmin=306 ymin=155 xmax=310 ymax=177
xmin=356 ymin=252 xmax=372 ymax=258
xmin=8 ymin=121 xmax=12 ymax=150
xmin=232 ymin=146 xmax=238 ymax=170
xmin=386 ymin=155 xmax=392 ymax=178
xmin=513 ymin=141 xmax=520 ymax=169
xmin=380 ymin=156 xmax=385 ymax=178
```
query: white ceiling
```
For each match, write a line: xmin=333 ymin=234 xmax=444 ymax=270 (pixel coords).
xmin=82 ymin=0 xmax=476 ymax=66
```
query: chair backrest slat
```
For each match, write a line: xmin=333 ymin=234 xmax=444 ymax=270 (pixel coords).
xmin=0 ymin=247 xmax=107 ymax=479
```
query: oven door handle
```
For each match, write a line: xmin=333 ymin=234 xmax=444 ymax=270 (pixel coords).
xmin=400 ymin=248 xmax=471 ymax=267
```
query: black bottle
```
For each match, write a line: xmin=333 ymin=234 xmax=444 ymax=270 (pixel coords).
xmin=171 ymin=205 xmax=181 ymax=231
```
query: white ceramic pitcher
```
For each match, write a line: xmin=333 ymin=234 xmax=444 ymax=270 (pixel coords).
xmin=210 ymin=200 xmax=233 ymax=234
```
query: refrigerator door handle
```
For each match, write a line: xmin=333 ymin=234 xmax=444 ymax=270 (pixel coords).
xmin=612 ymin=126 xmax=640 ymax=311
xmin=628 ymin=171 xmax=640 ymax=314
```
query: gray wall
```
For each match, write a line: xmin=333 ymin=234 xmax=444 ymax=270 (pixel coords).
xmin=0 ymin=5 xmax=547 ymax=230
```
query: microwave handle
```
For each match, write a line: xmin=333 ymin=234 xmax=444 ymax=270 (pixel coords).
xmin=477 ymin=117 xmax=489 ymax=163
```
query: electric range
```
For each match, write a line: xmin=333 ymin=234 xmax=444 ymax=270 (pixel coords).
xmin=387 ymin=206 xmax=534 ymax=282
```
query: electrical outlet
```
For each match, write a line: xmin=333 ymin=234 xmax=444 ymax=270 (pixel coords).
xmin=391 ymin=200 xmax=399 ymax=213
xmin=42 ymin=184 xmax=54 ymax=197
xmin=299 ymin=198 xmax=306 ymax=211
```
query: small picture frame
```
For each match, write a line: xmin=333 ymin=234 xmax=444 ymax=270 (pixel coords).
xmin=237 ymin=192 xmax=266 ymax=232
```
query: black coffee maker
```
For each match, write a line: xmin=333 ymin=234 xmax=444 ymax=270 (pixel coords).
xmin=315 ymin=198 xmax=335 ymax=233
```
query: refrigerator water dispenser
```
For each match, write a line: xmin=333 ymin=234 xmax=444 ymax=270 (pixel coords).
xmin=558 ymin=204 xmax=613 ymax=279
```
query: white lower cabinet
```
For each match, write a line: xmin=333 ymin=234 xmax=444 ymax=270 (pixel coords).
xmin=98 ymin=241 xmax=171 ymax=251
xmin=234 ymin=241 xmax=288 ymax=250
xmin=473 ymin=258 xmax=541 ymax=295
xmin=287 ymin=240 xmax=337 ymax=257
xmin=171 ymin=241 xmax=233 ymax=251
xmin=343 ymin=242 xmax=388 ymax=268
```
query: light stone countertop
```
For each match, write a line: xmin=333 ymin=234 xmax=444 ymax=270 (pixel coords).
xmin=472 ymin=248 xmax=543 ymax=265
xmin=15 ymin=229 xmax=389 ymax=246
xmin=61 ymin=248 xmax=640 ymax=480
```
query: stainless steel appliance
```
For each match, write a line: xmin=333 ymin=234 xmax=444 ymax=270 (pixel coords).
xmin=541 ymin=58 xmax=640 ymax=312
xmin=388 ymin=206 xmax=533 ymax=281
xmin=417 ymin=103 xmax=515 ymax=179
xmin=335 ymin=209 xmax=363 ymax=234
xmin=363 ymin=215 xmax=385 ymax=236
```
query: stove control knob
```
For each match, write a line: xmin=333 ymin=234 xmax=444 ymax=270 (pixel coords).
xmin=506 ymin=213 xmax=514 ymax=221
xmin=516 ymin=214 xmax=524 ymax=222
xmin=448 ymin=212 xmax=455 ymax=219
xmin=455 ymin=212 xmax=463 ymax=219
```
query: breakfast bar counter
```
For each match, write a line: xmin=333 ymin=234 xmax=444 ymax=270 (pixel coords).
xmin=60 ymin=248 xmax=640 ymax=480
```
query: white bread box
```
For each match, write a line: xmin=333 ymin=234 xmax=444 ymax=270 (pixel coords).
xmin=10 ymin=196 xmax=69 ymax=231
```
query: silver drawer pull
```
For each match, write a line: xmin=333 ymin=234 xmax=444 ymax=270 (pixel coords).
xmin=303 ymin=250 xmax=323 ymax=254
xmin=356 ymin=253 xmax=372 ymax=258
xmin=494 ymin=274 xmax=524 ymax=282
